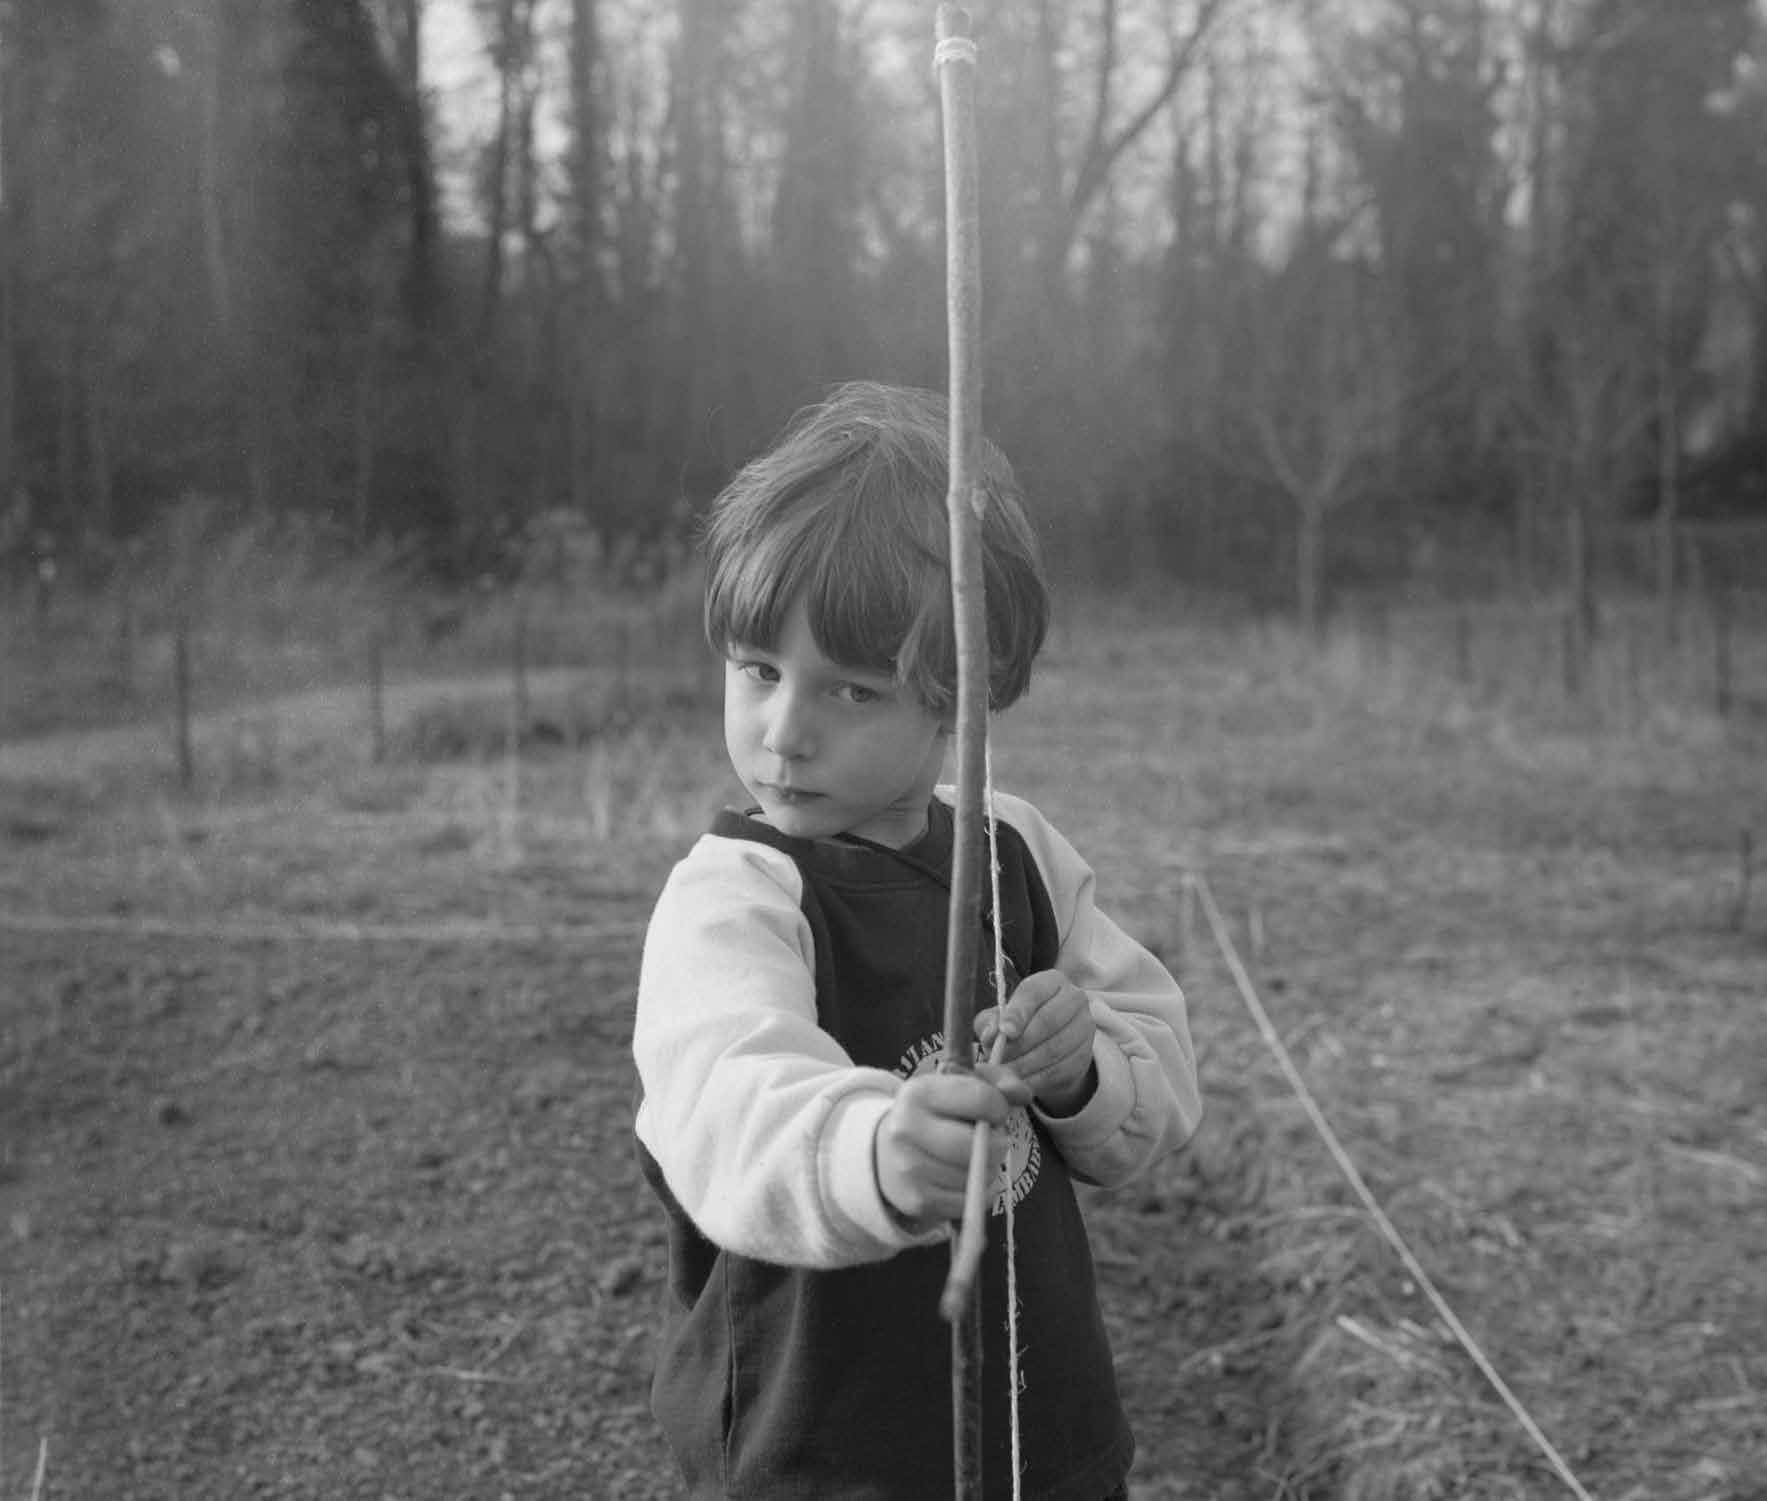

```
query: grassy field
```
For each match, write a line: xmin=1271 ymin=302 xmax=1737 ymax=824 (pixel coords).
xmin=1 ymin=578 xmax=1763 ymax=1500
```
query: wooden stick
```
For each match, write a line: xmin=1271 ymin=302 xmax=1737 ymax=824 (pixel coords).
xmin=932 ymin=7 xmax=988 ymax=1498
xmin=940 ymin=1029 xmax=1010 ymax=1323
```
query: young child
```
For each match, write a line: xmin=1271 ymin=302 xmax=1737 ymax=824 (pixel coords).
xmin=633 ymin=381 xmax=1202 ymax=1500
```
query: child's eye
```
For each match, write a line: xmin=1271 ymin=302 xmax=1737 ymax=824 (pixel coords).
xmin=733 ymin=658 xmax=778 ymax=684
xmin=834 ymin=681 xmax=884 ymax=706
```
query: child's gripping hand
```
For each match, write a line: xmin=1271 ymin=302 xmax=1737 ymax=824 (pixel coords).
xmin=976 ymin=970 xmax=1098 ymax=1117
xmin=873 ymin=1067 xmax=1031 ymax=1225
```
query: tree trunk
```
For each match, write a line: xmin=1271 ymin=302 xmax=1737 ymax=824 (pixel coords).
xmin=1039 ymin=0 xmax=1228 ymax=295
xmin=85 ymin=363 xmax=114 ymax=537
xmin=353 ymin=329 xmax=377 ymax=539
xmin=666 ymin=0 xmax=721 ymax=459
xmin=1514 ymin=466 xmax=1537 ymax=596
xmin=198 ymin=8 xmax=234 ymax=338
xmin=476 ymin=0 xmax=523 ymax=353
xmin=1654 ymin=319 xmax=1679 ymax=643
xmin=58 ymin=331 xmax=78 ymax=527
xmin=0 ymin=47 xmax=15 ymax=525
xmin=200 ymin=3 xmax=272 ymax=516
xmin=568 ymin=0 xmax=602 ymax=519
xmin=1564 ymin=486 xmax=1592 ymax=696
xmin=1297 ymin=499 xmax=1325 ymax=638
xmin=394 ymin=0 xmax=443 ymax=339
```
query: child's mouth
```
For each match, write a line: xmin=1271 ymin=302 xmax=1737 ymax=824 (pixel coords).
xmin=764 ymin=784 xmax=821 ymax=806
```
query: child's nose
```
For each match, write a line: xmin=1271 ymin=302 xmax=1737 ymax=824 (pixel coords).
xmin=762 ymin=687 xmax=816 ymax=758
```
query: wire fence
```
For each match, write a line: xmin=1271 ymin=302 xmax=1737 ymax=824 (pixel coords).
xmin=4 ymin=517 xmax=1764 ymax=796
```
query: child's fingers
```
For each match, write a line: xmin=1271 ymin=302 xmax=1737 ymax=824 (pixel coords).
xmin=998 ymin=973 xmax=1080 ymax=1050
xmin=928 ymin=1070 xmax=1017 ymax=1127
xmin=972 ymin=1006 xmax=1023 ymax=1056
xmin=877 ymin=1072 xmax=1023 ymax=1221
xmin=973 ymin=1061 xmax=1031 ymax=1108
xmin=1003 ymin=971 xmax=1067 ymax=1026
xmin=899 ymin=1073 xmax=1012 ymax=1140
xmin=1009 ymin=1007 xmax=1090 ymax=1072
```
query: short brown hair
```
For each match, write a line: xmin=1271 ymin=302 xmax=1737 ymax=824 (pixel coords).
xmin=702 ymin=382 xmax=1048 ymax=714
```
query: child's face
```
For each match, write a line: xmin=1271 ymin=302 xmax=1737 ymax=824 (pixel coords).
xmin=723 ymin=598 xmax=950 ymax=849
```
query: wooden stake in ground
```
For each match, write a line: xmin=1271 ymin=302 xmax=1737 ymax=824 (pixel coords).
xmin=932 ymin=6 xmax=990 ymax=1498
xmin=174 ymin=614 xmax=195 ymax=790
xmin=512 ymin=598 xmax=532 ymax=734
xmin=1731 ymin=828 xmax=1754 ymax=932
xmin=1712 ymin=581 xmax=1733 ymax=719
xmin=369 ymin=631 xmax=386 ymax=764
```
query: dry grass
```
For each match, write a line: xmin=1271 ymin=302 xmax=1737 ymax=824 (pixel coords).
xmin=2 ymin=567 xmax=1764 ymax=1499
xmin=992 ymin=597 xmax=1764 ymax=1501
xmin=0 ymin=520 xmax=709 ymax=748
xmin=0 ymin=1292 xmax=48 ymax=1501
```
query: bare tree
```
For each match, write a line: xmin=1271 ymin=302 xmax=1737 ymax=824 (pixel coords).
xmin=475 ymin=0 xmax=539 ymax=353
xmin=1036 ymin=0 xmax=1236 ymax=296
xmin=1242 ymin=241 xmax=1400 ymax=636
xmin=1504 ymin=295 xmax=1656 ymax=691
xmin=0 ymin=22 xmax=15 ymax=529
xmin=770 ymin=0 xmax=865 ymax=391
xmin=565 ymin=0 xmax=604 ymax=520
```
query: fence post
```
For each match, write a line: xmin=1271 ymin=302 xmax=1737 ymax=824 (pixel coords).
xmin=512 ymin=597 xmax=531 ymax=735
xmin=174 ymin=613 xmax=194 ymax=790
xmin=1624 ymin=619 xmax=1642 ymax=727
xmin=1656 ymin=516 xmax=1679 ymax=647
xmin=1560 ymin=605 xmax=1579 ymax=701
xmin=1712 ymin=582 xmax=1732 ymax=720
xmin=114 ymin=546 xmax=137 ymax=699
xmin=614 ymin=615 xmax=632 ymax=719
xmin=31 ymin=534 xmax=55 ymax=649
xmin=1682 ymin=532 xmax=1704 ymax=604
xmin=1730 ymin=829 xmax=1754 ymax=932
xmin=369 ymin=629 xmax=386 ymax=764
xmin=1365 ymin=598 xmax=1390 ymax=669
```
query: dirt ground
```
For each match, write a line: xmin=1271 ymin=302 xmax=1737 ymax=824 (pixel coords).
xmin=2 ymin=610 xmax=1764 ymax=1500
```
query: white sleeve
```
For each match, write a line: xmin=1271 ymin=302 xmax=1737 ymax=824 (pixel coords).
xmin=632 ymin=835 xmax=947 ymax=1267
xmin=993 ymin=791 xmax=1204 ymax=1186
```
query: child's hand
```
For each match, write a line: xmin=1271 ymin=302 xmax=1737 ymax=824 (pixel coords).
xmin=874 ymin=1067 xmax=1031 ymax=1224
xmin=976 ymin=970 xmax=1098 ymax=1116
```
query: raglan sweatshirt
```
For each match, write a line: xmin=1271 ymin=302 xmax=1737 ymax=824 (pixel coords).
xmin=633 ymin=787 xmax=1202 ymax=1501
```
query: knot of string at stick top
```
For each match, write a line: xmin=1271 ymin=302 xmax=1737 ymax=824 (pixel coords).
xmin=933 ymin=35 xmax=978 ymax=70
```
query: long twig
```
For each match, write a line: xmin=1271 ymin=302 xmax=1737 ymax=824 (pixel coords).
xmin=932 ymin=6 xmax=988 ymax=1498
xmin=940 ymin=1027 xmax=1011 ymax=1322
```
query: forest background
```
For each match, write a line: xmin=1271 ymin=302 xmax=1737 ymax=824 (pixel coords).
xmin=5 ymin=0 xmax=1767 ymax=641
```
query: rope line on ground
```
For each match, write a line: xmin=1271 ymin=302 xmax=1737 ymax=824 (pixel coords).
xmin=1188 ymin=870 xmax=1599 ymax=1501
xmin=0 ymin=910 xmax=645 ymax=948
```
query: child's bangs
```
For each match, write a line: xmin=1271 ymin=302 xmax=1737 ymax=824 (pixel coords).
xmin=704 ymin=512 xmax=805 ymax=654
xmin=800 ymin=511 xmax=948 ymax=682
xmin=706 ymin=487 xmax=952 ymax=696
